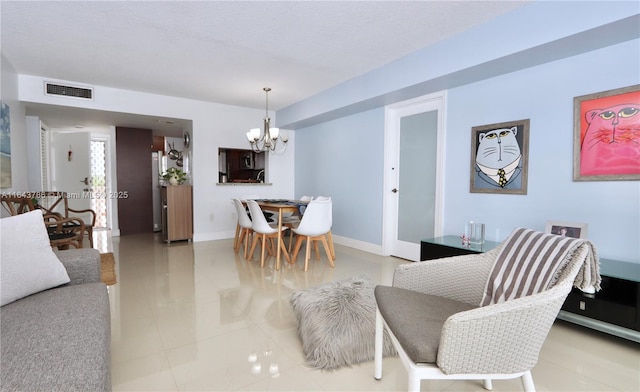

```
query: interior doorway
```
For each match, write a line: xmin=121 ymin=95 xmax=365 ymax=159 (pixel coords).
xmin=383 ymin=91 xmax=446 ymax=261
xmin=90 ymin=139 xmax=108 ymax=228
xmin=50 ymin=131 xmax=112 ymax=230
xmin=115 ymin=127 xmax=153 ymax=235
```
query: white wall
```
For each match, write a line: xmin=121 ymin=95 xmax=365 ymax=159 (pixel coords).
xmin=16 ymin=75 xmax=295 ymax=240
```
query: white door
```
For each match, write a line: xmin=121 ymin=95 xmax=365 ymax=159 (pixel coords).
xmin=383 ymin=92 xmax=446 ymax=261
xmin=52 ymin=131 xmax=92 ymax=214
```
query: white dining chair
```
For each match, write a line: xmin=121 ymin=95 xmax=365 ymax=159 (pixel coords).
xmin=246 ymin=200 xmax=291 ymax=268
xmin=308 ymin=196 xmax=335 ymax=260
xmin=291 ymin=198 xmax=335 ymax=272
xmin=283 ymin=196 xmax=313 ymax=251
xmin=232 ymin=198 xmax=253 ymax=259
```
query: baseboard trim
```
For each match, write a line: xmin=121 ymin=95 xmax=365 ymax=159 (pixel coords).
xmin=193 ymin=230 xmax=383 ymax=255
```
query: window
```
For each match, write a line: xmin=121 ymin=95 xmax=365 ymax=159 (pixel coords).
xmin=218 ymin=148 xmax=266 ymax=183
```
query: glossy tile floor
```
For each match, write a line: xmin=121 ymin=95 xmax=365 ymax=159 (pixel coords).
xmin=98 ymin=231 xmax=640 ymax=391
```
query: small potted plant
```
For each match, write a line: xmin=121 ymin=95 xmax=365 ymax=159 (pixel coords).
xmin=161 ymin=167 xmax=188 ymax=185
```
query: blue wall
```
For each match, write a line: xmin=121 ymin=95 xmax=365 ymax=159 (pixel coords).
xmin=293 ymin=38 xmax=639 ymax=263
xmin=295 ymin=108 xmax=385 ymax=244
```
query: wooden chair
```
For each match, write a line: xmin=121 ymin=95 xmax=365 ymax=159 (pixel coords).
xmin=39 ymin=192 xmax=96 ymax=248
xmin=43 ymin=213 xmax=85 ymax=250
xmin=1 ymin=194 xmax=38 ymax=215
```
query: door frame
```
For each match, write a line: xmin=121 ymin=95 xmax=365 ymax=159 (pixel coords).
xmin=49 ymin=128 xmax=117 ymax=232
xmin=381 ymin=91 xmax=447 ymax=258
xmin=50 ymin=130 xmax=92 ymax=211
xmin=90 ymin=134 xmax=113 ymax=230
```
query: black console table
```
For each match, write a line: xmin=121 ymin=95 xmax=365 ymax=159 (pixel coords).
xmin=420 ymin=236 xmax=640 ymax=343
xmin=558 ymin=258 xmax=640 ymax=343
xmin=420 ymin=235 xmax=500 ymax=261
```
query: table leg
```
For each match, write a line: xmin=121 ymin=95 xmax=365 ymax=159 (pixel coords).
xmin=276 ymin=208 xmax=283 ymax=271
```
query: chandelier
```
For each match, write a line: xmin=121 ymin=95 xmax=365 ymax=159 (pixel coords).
xmin=246 ymin=87 xmax=288 ymax=154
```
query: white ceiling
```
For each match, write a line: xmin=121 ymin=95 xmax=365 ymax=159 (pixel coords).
xmin=1 ymin=1 xmax=528 ymax=135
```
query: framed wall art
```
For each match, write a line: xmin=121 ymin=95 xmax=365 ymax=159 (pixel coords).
xmin=573 ymin=84 xmax=640 ymax=181
xmin=470 ymin=119 xmax=529 ymax=194
xmin=545 ymin=220 xmax=588 ymax=239
xmin=0 ymin=101 xmax=11 ymax=189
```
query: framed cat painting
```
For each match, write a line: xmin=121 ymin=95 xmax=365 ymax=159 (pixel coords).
xmin=470 ymin=119 xmax=530 ymax=194
xmin=573 ymin=84 xmax=640 ymax=181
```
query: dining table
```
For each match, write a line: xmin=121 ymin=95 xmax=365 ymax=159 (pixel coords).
xmin=246 ymin=199 xmax=309 ymax=271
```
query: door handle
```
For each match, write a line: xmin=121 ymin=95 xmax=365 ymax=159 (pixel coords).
xmin=80 ymin=177 xmax=89 ymax=185
xmin=391 ymin=188 xmax=398 ymax=193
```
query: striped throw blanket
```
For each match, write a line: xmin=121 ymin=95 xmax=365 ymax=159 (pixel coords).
xmin=481 ymin=227 xmax=600 ymax=306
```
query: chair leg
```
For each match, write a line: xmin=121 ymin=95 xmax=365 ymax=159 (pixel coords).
xmin=278 ymin=235 xmax=292 ymax=264
xmin=265 ymin=238 xmax=274 ymax=256
xmin=483 ymin=379 xmax=493 ymax=390
xmin=249 ymin=234 xmax=260 ymax=261
xmin=243 ymin=229 xmax=252 ymax=260
xmin=288 ymin=229 xmax=295 ymax=253
xmin=521 ymin=371 xmax=536 ymax=392
xmin=374 ymin=309 xmax=383 ymax=380
xmin=233 ymin=223 xmax=240 ymax=250
xmin=407 ymin=370 xmax=421 ymax=392
xmin=87 ymin=228 xmax=94 ymax=248
xmin=260 ymin=234 xmax=267 ymax=268
xmin=320 ymin=235 xmax=335 ymax=268
xmin=327 ymin=230 xmax=336 ymax=260
xmin=291 ymin=235 xmax=304 ymax=262
xmin=235 ymin=228 xmax=245 ymax=253
xmin=304 ymin=236 xmax=312 ymax=272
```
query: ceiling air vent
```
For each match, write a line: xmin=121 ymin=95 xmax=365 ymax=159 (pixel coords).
xmin=44 ymin=82 xmax=93 ymax=100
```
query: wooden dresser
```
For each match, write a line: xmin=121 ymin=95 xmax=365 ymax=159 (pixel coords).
xmin=161 ymin=185 xmax=193 ymax=243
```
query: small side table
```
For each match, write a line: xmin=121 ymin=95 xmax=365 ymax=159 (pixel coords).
xmin=420 ymin=235 xmax=500 ymax=261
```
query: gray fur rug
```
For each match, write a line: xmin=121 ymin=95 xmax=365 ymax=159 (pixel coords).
xmin=289 ymin=275 xmax=397 ymax=370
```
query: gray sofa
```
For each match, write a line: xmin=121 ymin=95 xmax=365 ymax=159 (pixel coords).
xmin=0 ymin=248 xmax=111 ymax=391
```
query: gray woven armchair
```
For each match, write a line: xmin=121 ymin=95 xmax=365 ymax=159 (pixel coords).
xmin=374 ymin=228 xmax=599 ymax=392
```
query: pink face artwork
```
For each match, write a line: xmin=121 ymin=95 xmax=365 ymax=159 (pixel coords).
xmin=580 ymin=103 xmax=640 ymax=176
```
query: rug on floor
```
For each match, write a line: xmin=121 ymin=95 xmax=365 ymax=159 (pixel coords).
xmin=100 ymin=252 xmax=117 ymax=286
xmin=290 ymin=275 xmax=396 ymax=370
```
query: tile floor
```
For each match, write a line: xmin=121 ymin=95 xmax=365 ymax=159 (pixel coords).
xmin=99 ymin=231 xmax=640 ymax=391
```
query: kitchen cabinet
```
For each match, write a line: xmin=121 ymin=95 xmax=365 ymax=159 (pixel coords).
xmin=161 ymin=185 xmax=193 ymax=243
